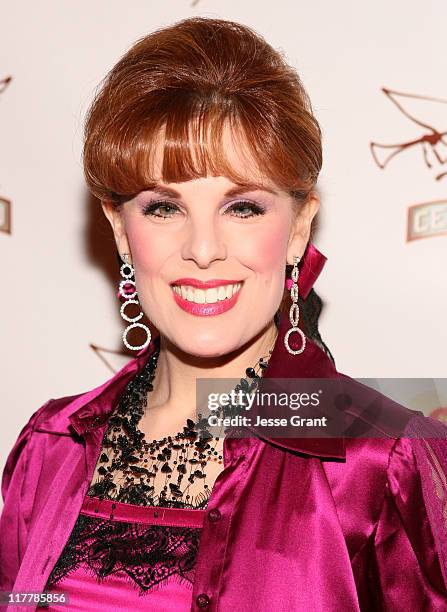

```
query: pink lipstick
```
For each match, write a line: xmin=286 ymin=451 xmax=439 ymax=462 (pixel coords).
xmin=170 ymin=279 xmax=243 ymax=316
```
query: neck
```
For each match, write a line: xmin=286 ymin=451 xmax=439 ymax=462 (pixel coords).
xmin=139 ymin=320 xmax=278 ymax=438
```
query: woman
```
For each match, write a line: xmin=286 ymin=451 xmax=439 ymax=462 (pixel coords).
xmin=1 ymin=16 xmax=447 ymax=612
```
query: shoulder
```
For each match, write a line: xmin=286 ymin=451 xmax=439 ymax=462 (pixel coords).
xmin=31 ymin=346 xmax=153 ymax=436
xmin=1 ymin=394 xmax=84 ymax=502
xmin=1 ymin=351 xmax=143 ymax=494
xmin=336 ymin=373 xmax=425 ymax=439
xmin=326 ymin=376 xmax=447 ymax=589
xmin=333 ymin=373 xmax=447 ymax=480
xmin=2 ymin=338 xmax=155 ymax=492
xmin=1 ymin=399 xmax=49 ymax=497
xmin=340 ymin=373 xmax=447 ymax=538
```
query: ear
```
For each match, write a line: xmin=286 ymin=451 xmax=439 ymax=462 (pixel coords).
xmin=286 ymin=191 xmax=320 ymax=265
xmin=101 ymin=200 xmax=132 ymax=263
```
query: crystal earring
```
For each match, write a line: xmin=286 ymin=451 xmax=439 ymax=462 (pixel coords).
xmin=119 ymin=253 xmax=151 ymax=351
xmin=284 ymin=255 xmax=306 ymax=355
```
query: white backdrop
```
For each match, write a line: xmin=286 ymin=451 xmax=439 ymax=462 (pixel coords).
xmin=1 ymin=1 xmax=446 ymax=482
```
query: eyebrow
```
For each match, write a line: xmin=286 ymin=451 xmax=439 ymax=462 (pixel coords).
xmin=144 ymin=181 xmax=279 ymax=198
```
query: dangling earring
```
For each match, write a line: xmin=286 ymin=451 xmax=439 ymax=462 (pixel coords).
xmin=119 ymin=253 xmax=151 ymax=351
xmin=284 ymin=255 xmax=306 ymax=355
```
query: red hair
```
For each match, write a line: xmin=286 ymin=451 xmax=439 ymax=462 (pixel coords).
xmin=83 ymin=16 xmax=322 ymax=211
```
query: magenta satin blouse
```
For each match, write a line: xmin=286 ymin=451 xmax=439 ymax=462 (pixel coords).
xmin=44 ymin=494 xmax=204 ymax=611
xmin=2 ymin=306 xmax=447 ymax=611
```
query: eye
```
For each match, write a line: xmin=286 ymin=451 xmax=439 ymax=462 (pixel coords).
xmin=141 ymin=201 xmax=180 ymax=218
xmin=141 ymin=199 xmax=266 ymax=219
xmin=225 ymin=201 xmax=266 ymax=218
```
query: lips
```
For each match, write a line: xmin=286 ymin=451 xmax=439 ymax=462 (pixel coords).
xmin=170 ymin=278 xmax=243 ymax=316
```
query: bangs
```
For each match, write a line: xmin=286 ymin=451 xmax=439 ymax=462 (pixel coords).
xmin=83 ymin=89 xmax=314 ymax=205
xmin=83 ymin=17 xmax=322 ymax=206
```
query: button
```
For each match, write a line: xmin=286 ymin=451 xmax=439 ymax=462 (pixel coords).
xmin=207 ymin=508 xmax=221 ymax=523
xmin=196 ymin=593 xmax=210 ymax=608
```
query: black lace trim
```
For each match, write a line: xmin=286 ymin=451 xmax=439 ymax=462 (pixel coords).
xmin=86 ymin=340 xmax=220 ymax=510
xmin=45 ymin=513 xmax=201 ymax=594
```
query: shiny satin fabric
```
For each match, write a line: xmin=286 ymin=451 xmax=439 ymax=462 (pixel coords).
xmin=2 ymin=244 xmax=447 ymax=610
xmin=46 ymin=497 xmax=202 ymax=611
xmin=47 ymin=565 xmax=192 ymax=612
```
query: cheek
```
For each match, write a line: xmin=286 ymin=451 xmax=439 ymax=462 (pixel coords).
xmin=238 ymin=222 xmax=289 ymax=274
xmin=125 ymin=219 xmax=168 ymax=274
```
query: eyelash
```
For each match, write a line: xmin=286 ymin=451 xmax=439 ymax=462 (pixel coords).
xmin=141 ymin=200 xmax=266 ymax=219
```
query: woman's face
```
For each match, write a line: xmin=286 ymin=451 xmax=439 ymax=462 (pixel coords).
xmin=102 ymin=134 xmax=320 ymax=358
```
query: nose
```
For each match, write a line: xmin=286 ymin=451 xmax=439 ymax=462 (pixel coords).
xmin=181 ymin=215 xmax=227 ymax=269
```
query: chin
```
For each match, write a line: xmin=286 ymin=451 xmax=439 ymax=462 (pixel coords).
xmin=175 ymin=329 xmax=243 ymax=359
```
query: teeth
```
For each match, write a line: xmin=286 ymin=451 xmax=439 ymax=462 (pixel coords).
xmin=172 ymin=283 xmax=242 ymax=304
xmin=195 ymin=289 xmax=206 ymax=304
xmin=217 ymin=286 xmax=227 ymax=300
xmin=205 ymin=288 xmax=217 ymax=303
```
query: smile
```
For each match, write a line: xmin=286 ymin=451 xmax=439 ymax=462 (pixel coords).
xmin=170 ymin=281 xmax=243 ymax=316
xmin=172 ymin=283 xmax=242 ymax=304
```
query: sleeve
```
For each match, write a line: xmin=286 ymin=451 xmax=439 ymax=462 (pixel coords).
xmin=0 ymin=400 xmax=53 ymax=591
xmin=370 ymin=415 xmax=447 ymax=610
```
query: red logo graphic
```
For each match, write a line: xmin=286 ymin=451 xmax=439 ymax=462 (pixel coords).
xmin=370 ymin=88 xmax=447 ymax=241
xmin=370 ymin=87 xmax=447 ymax=181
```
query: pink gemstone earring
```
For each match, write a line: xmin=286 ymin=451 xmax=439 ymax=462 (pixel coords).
xmin=118 ymin=253 xmax=151 ymax=351
xmin=284 ymin=255 xmax=306 ymax=355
